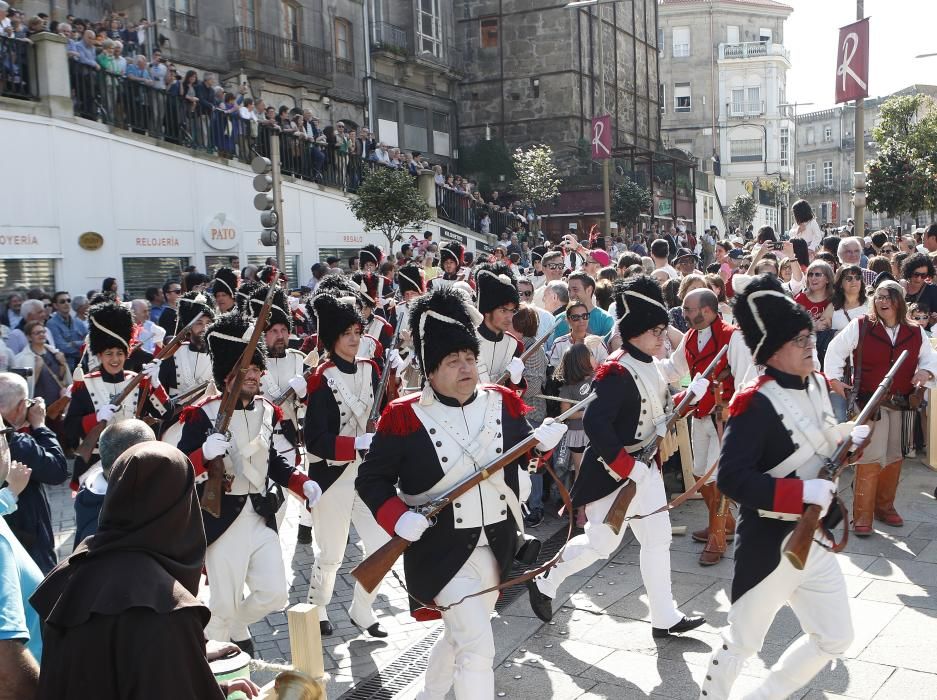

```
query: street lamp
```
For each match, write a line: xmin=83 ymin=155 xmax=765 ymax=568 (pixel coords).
xmin=779 ymin=101 xmax=814 ymax=195
xmin=566 ymin=0 xmax=618 ymax=239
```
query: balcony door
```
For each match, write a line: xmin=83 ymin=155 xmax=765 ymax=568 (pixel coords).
xmin=283 ymin=1 xmax=302 ymax=64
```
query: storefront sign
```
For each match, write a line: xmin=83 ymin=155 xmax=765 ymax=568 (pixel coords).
xmin=202 ymin=214 xmax=239 ymax=251
xmin=78 ymin=231 xmax=104 ymax=251
xmin=476 ymin=240 xmax=494 ymax=254
xmin=657 ymin=198 xmax=673 ymax=217
xmin=0 ymin=229 xmax=62 ymax=255
xmin=440 ymin=227 xmax=467 ymax=245
xmin=341 ymin=233 xmax=364 ymax=245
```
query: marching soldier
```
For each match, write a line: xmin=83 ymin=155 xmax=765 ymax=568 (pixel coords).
xmin=64 ymin=302 xmax=168 ymax=490
xmin=304 ymin=290 xmax=390 ymax=638
xmin=350 ymin=272 xmax=395 ymax=363
xmin=699 ymin=274 xmax=864 ymax=699
xmin=177 ymin=311 xmax=322 ymax=656
xmin=529 ymin=245 xmax=548 ymax=290
xmin=658 ymin=287 xmax=754 ymax=565
xmin=157 ymin=291 xmax=215 ymax=400
xmin=387 ymin=263 xmax=426 ymax=394
xmin=474 ymin=262 xmax=526 ymax=390
xmin=429 ymin=242 xmax=470 ymax=290
xmin=357 ymin=244 xmax=393 ymax=310
xmin=356 ymin=287 xmax=566 ymax=700
xmin=526 ymin=276 xmax=705 ymax=639
xmin=211 ymin=266 xmax=239 ymax=313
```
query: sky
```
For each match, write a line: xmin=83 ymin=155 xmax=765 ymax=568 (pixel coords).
xmin=785 ymin=0 xmax=937 ymax=113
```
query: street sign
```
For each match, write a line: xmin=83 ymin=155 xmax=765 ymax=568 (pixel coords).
xmin=591 ymin=115 xmax=611 ymax=160
xmin=835 ymin=18 xmax=869 ymax=104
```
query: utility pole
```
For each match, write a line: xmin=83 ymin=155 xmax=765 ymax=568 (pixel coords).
xmin=252 ymin=133 xmax=286 ymax=272
xmin=854 ymin=0 xmax=866 ymax=235
xmin=595 ymin=3 xmax=611 ymax=240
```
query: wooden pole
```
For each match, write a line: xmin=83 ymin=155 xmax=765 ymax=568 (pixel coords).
xmin=257 ymin=603 xmax=328 ymax=699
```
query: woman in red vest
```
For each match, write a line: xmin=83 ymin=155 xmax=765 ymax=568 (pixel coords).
xmin=825 ymin=279 xmax=937 ymax=535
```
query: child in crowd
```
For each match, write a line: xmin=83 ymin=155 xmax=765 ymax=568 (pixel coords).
xmin=556 ymin=343 xmax=596 ymax=527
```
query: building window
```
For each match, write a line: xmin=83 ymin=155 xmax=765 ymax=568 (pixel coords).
xmin=747 ymin=86 xmax=761 ymax=114
xmin=759 ymin=27 xmax=772 ymax=43
xmin=174 ymin=0 xmax=191 ymax=13
xmin=780 ymin=127 xmax=789 ymax=167
xmin=404 ymin=104 xmax=428 ymax=151
xmin=432 ymin=111 xmax=450 ymax=157
xmin=672 ymin=27 xmax=689 ymax=57
xmin=283 ymin=2 xmax=301 ymax=43
xmin=238 ymin=0 xmax=257 ymax=30
xmin=730 ymin=88 xmax=744 ymax=116
xmin=674 ymin=82 xmax=691 ymax=112
xmin=730 ymin=138 xmax=762 ymax=163
xmin=823 ymin=160 xmax=833 ymax=187
xmin=824 ymin=125 xmax=833 ymax=142
xmin=377 ymin=98 xmax=399 ymax=147
xmin=806 ymin=162 xmax=816 ymax=186
xmin=727 ymin=25 xmax=739 ymax=44
xmin=334 ymin=18 xmax=353 ymax=74
xmin=657 ymin=28 xmax=664 ymax=55
xmin=417 ymin=0 xmax=442 ymax=58
xmin=806 ymin=128 xmax=815 ymax=145
xmin=659 ymin=83 xmax=665 ymax=114
xmin=481 ymin=17 xmax=498 ymax=48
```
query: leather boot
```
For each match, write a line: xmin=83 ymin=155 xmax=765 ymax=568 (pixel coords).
xmin=692 ymin=483 xmax=736 ymax=543
xmin=852 ymin=463 xmax=879 ymax=537
xmin=699 ymin=491 xmax=730 ymax=566
xmin=874 ymin=459 xmax=904 ymax=526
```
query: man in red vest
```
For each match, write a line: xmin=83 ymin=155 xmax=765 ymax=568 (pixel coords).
xmin=660 ymin=288 xmax=754 ymax=565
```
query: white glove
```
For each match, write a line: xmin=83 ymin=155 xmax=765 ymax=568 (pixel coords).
xmin=288 ymin=375 xmax=308 ymax=399
xmin=388 ymin=349 xmax=411 ymax=372
xmin=303 ymin=480 xmax=322 ymax=508
xmin=95 ymin=404 xmax=118 ymax=423
xmin=687 ymin=373 xmax=710 ymax=405
xmin=802 ymin=478 xmax=836 ymax=517
xmin=518 ymin=470 xmax=532 ymax=504
xmin=142 ymin=359 xmax=162 ymax=388
xmin=394 ymin=511 xmax=431 ymax=542
xmin=850 ymin=424 xmax=871 ymax=449
xmin=354 ymin=433 xmax=374 ymax=451
xmin=628 ymin=460 xmax=651 ymax=485
xmin=508 ymin=356 xmax=525 ymax=384
xmin=533 ymin=418 xmax=568 ymax=452
xmin=202 ymin=432 xmax=231 ymax=461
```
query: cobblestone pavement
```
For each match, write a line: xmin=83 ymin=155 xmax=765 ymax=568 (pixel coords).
xmin=49 ymin=460 xmax=937 ymax=699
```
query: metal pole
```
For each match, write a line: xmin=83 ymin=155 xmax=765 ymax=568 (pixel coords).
xmin=270 ymin=132 xmax=286 ymax=272
xmin=596 ymin=4 xmax=611 ymax=240
xmin=854 ymin=0 xmax=866 ymax=235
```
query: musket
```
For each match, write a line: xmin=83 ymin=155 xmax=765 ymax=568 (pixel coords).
xmin=352 ymin=392 xmax=598 ymax=593
xmin=270 ymin=351 xmax=319 ymax=406
xmin=74 ymin=312 xmax=208 ymax=465
xmin=366 ymin=317 xmax=404 ymax=432
xmin=494 ymin=316 xmax=561 ymax=385
xmin=201 ymin=283 xmax=278 ymax=518
xmin=603 ymin=344 xmax=729 ymax=535
xmin=784 ymin=350 xmax=909 ymax=570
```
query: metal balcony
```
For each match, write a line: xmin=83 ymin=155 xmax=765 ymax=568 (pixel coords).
xmin=227 ymin=27 xmax=332 ymax=81
xmin=170 ymin=9 xmax=199 ymax=35
xmin=719 ymin=42 xmax=790 ymax=62
xmin=370 ymin=22 xmax=410 ymax=54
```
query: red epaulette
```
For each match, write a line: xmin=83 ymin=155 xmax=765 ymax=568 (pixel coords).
xmin=377 ymin=393 xmax=421 ymax=436
xmin=83 ymin=370 xmax=102 ymax=379
xmin=260 ymin=396 xmax=285 ymax=424
xmin=179 ymin=393 xmax=221 ymax=423
xmin=358 ymin=357 xmax=381 ymax=378
xmin=482 ymin=383 xmax=532 ymax=418
xmin=505 ymin=330 xmax=525 ymax=354
xmin=594 ymin=360 xmax=626 ymax=383
xmin=70 ymin=379 xmax=85 ymax=391
xmin=307 ymin=361 xmax=335 ymax=394
xmin=728 ymin=375 xmax=774 ymax=417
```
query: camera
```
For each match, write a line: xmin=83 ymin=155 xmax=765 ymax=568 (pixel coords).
xmin=9 ymin=368 xmax=33 ymax=378
xmin=773 ymin=241 xmax=784 ymax=251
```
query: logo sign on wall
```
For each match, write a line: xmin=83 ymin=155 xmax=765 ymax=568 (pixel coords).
xmin=78 ymin=231 xmax=104 ymax=251
xmin=202 ymin=213 xmax=239 ymax=251
xmin=440 ymin=227 xmax=468 ymax=245
xmin=835 ymin=18 xmax=869 ymax=104
xmin=591 ymin=115 xmax=612 ymax=160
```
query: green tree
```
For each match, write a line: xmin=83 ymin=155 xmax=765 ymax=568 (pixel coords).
xmin=512 ymin=144 xmax=562 ymax=212
xmin=728 ymin=194 xmax=757 ymax=232
xmin=611 ymin=178 xmax=653 ymax=231
xmin=867 ymin=94 xmax=937 ymax=218
xmin=348 ymin=168 xmax=431 ymax=253
xmin=458 ymin=139 xmax=515 ymax=194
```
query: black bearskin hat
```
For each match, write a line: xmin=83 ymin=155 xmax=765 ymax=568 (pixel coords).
xmin=734 ymin=273 xmax=813 ymax=364
xmin=88 ymin=301 xmax=135 ymax=355
xmin=439 ymin=242 xmax=465 ymax=266
xmin=235 ymin=280 xmax=262 ymax=314
xmin=409 ymin=287 xmax=481 ymax=377
xmin=175 ymin=291 xmax=215 ymax=335
xmin=258 ymin=265 xmax=284 ymax=285
xmin=206 ymin=311 xmax=267 ymax=389
xmin=351 ymin=271 xmax=391 ymax=307
xmin=530 ymin=245 xmax=548 ymax=265
xmin=359 ymin=244 xmax=384 ymax=269
xmin=311 ymin=292 xmax=364 ymax=351
xmin=315 ymin=274 xmax=366 ymax=305
xmin=249 ymin=284 xmax=292 ymax=332
xmin=613 ymin=275 xmax=669 ymax=341
xmin=475 ymin=262 xmax=519 ymax=315
xmin=397 ymin=263 xmax=425 ymax=296
xmin=211 ymin=267 xmax=239 ymax=299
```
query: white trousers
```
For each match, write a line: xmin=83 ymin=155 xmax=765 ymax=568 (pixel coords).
xmin=416 ymin=546 xmax=500 ymax=700
xmin=699 ymin=537 xmax=853 ymax=700
xmin=204 ymin=502 xmax=289 ymax=642
xmin=535 ymin=468 xmax=683 ymax=629
xmin=306 ymin=460 xmax=390 ymax=626
xmin=691 ymin=415 xmax=721 ymax=482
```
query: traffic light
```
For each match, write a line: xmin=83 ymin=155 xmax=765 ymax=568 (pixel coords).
xmin=852 ymin=171 xmax=866 ymax=209
xmin=252 ymin=155 xmax=279 ymax=247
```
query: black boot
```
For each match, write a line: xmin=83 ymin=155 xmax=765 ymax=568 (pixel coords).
xmin=296 ymin=525 xmax=312 ymax=544
xmin=351 ymin=618 xmax=389 ymax=638
xmin=319 ymin=620 xmax=334 ymax=636
xmin=652 ymin=615 xmax=706 ymax=639
xmin=526 ymin=580 xmax=554 ymax=623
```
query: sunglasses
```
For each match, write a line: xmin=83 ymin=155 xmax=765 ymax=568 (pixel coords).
xmin=807 ymin=271 xmax=826 ymax=278
xmin=545 ymin=263 xmax=564 ymax=270
xmin=881 ymin=247 xmax=895 ymax=253
xmin=167 ymin=288 xmax=182 ymax=293
xmin=912 ymin=315 xmax=929 ymax=322
xmin=519 ymin=290 xmax=533 ymax=297
xmin=911 ymin=272 xmax=930 ymax=279
xmin=840 ymin=274 xmax=860 ymax=282
xmin=567 ymin=312 xmax=589 ymax=321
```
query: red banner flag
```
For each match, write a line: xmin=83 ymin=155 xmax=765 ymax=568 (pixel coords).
xmin=591 ymin=115 xmax=611 ymax=160
xmin=835 ymin=18 xmax=869 ymax=104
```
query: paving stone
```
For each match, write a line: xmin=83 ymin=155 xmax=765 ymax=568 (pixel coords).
xmin=579 ymin=648 xmax=706 ymax=699
xmin=861 ymin=558 xmax=937 ymax=587
xmin=494 ymin=664 xmax=597 ymax=700
xmin=802 ymin=658 xmax=895 ymax=699
xmin=871 ymin=668 xmax=934 ymax=699
xmin=842 ymin=598 xmax=902 ymax=659
xmin=508 ymin=638 xmax=614 ymax=677
xmin=859 ymin=607 xmax=937 ymax=673
xmin=856 ymin=579 xmax=937 ymax=611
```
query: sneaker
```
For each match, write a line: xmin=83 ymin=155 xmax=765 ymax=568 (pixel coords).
xmin=524 ymin=511 xmax=544 ymax=528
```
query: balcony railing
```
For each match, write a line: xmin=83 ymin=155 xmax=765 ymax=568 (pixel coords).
xmin=719 ymin=41 xmax=790 ymax=62
xmin=169 ymin=9 xmax=199 ymax=35
xmin=227 ymin=26 xmax=331 ymax=80
xmin=335 ymin=57 xmax=353 ymax=75
xmin=370 ymin=22 xmax=409 ymax=54
xmin=728 ymin=101 xmax=765 ymax=117
xmin=0 ymin=35 xmax=38 ymax=101
xmin=436 ymin=186 xmax=522 ymax=237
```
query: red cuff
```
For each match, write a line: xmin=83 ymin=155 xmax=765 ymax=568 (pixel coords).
xmin=287 ymin=471 xmax=309 ymax=499
xmin=81 ymin=413 xmax=99 ymax=434
xmin=189 ymin=448 xmax=206 ymax=476
xmin=773 ymin=478 xmax=804 ymax=514
xmin=151 ymin=383 xmax=169 ymax=404
xmin=335 ymin=435 xmax=357 ymax=462
xmin=375 ymin=496 xmax=409 ymax=537
xmin=607 ymin=449 xmax=636 ymax=479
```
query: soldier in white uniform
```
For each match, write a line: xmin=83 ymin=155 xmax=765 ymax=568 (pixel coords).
xmin=304 ymin=289 xmax=390 ymax=637
xmin=157 ymin=291 xmax=215 ymax=400
xmin=387 ymin=263 xmax=427 ymax=395
xmin=356 ymin=287 xmax=567 ymax=700
xmin=473 ymin=262 xmax=526 ymax=390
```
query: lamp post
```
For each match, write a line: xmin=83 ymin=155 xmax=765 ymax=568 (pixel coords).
xmin=854 ymin=0 xmax=866 ymax=235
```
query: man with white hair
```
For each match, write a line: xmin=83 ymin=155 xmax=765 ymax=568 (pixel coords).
xmin=132 ymin=299 xmax=166 ymax=354
xmin=837 ymin=236 xmax=876 ymax=285
xmin=0 ymin=372 xmax=67 ymax=573
xmin=6 ymin=300 xmax=56 ymax=355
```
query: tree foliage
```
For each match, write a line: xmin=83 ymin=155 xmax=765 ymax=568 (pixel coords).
xmin=728 ymin=194 xmax=757 ymax=231
xmin=867 ymin=94 xmax=937 ymax=218
xmin=348 ymin=168 xmax=431 ymax=253
xmin=511 ymin=144 xmax=562 ymax=207
xmin=611 ymin=178 xmax=652 ymax=228
xmin=458 ymin=139 xmax=515 ymax=193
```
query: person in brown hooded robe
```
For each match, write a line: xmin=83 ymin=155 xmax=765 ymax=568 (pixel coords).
xmin=30 ymin=440 xmax=259 ymax=699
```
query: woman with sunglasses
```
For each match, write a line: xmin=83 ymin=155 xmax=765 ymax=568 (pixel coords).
xmin=831 ymin=264 xmax=867 ymax=333
xmin=825 ymin=280 xmax=937 ymax=537
xmin=549 ymin=302 xmax=608 ymax=368
xmin=794 ymin=261 xmax=834 ymax=330
xmin=901 ymin=253 xmax=937 ymax=328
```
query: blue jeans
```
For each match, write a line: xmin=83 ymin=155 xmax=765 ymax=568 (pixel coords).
xmin=527 ymin=472 xmax=543 ymax=516
xmin=830 ymin=392 xmax=848 ymax=423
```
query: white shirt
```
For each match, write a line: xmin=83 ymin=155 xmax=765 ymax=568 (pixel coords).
xmin=658 ymin=325 xmax=755 ymax=388
xmin=824 ymin=317 xmax=937 ymax=386
xmin=789 ymin=219 xmax=824 ymax=252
